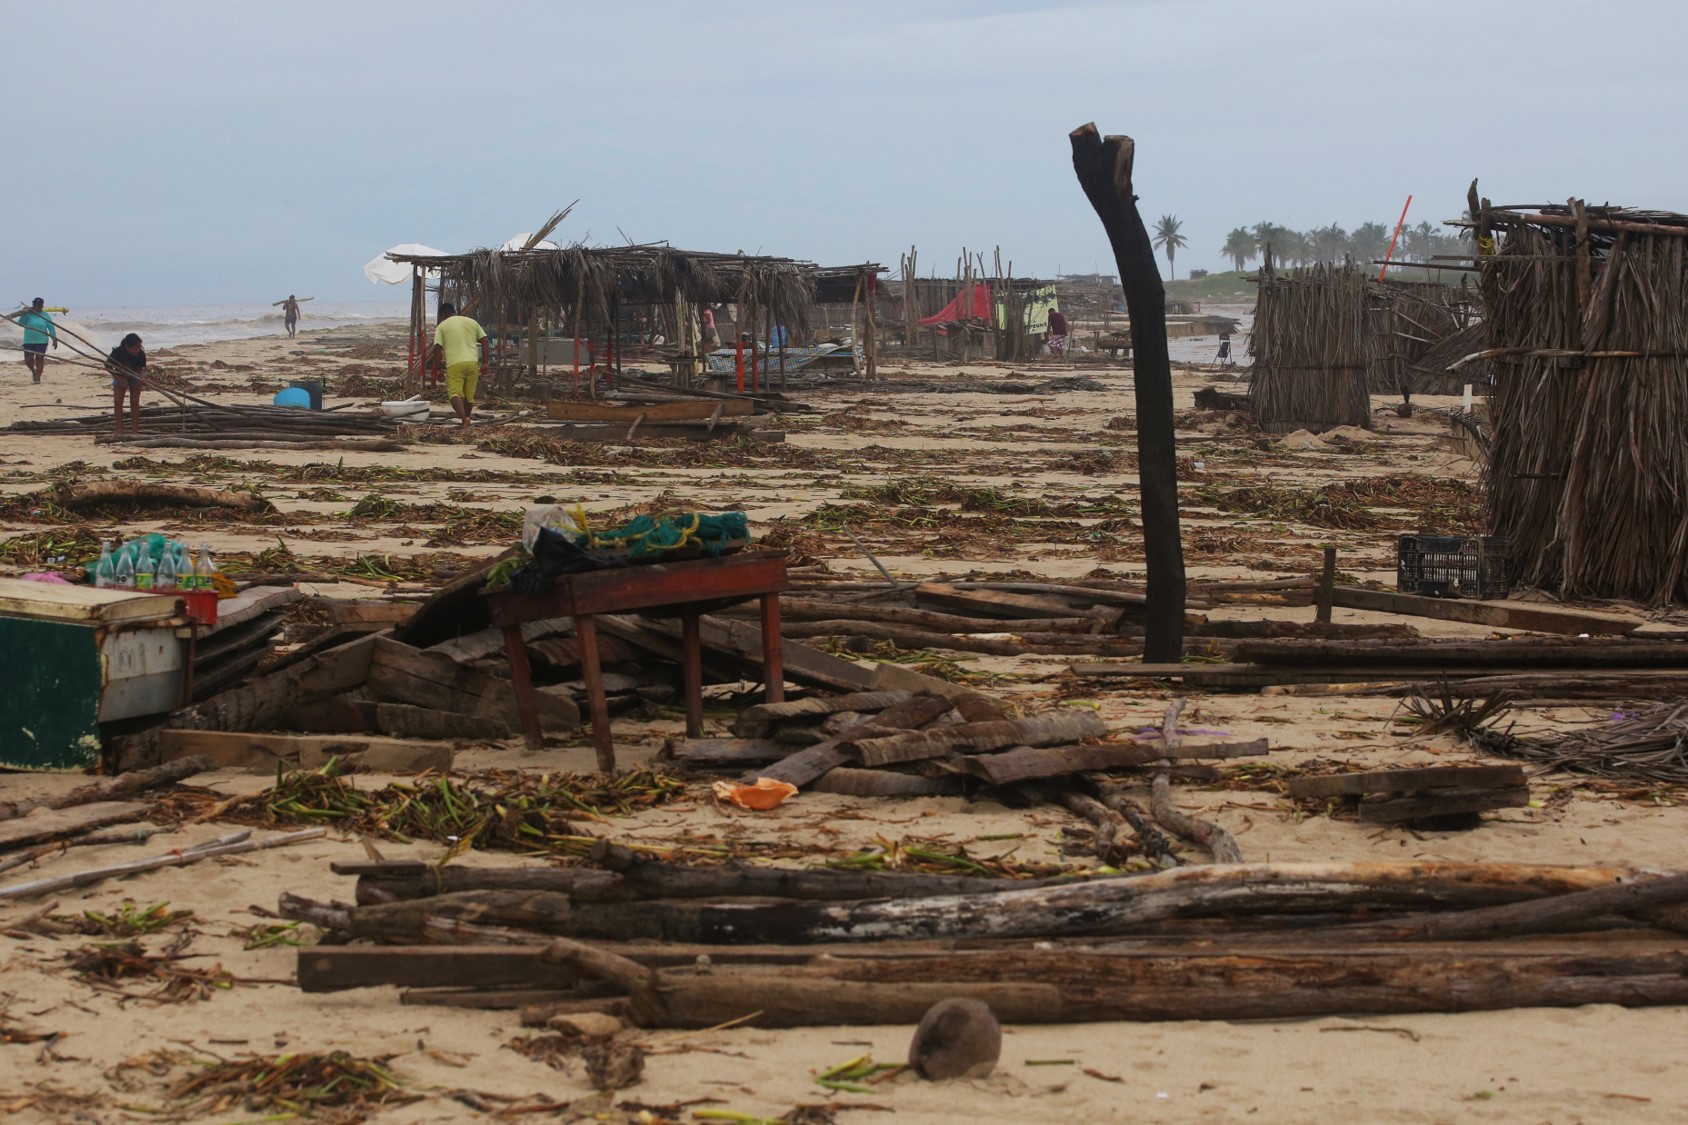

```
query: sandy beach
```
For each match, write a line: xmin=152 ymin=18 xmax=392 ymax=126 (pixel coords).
xmin=1 ymin=321 xmax=1685 ymax=1125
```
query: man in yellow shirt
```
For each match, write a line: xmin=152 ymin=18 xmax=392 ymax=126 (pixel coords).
xmin=429 ymin=302 xmax=489 ymax=428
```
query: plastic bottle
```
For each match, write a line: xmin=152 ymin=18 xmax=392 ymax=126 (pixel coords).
xmin=115 ymin=548 xmax=135 ymax=589
xmin=173 ymin=543 xmax=195 ymax=589
xmin=156 ymin=546 xmax=178 ymax=590
xmin=195 ymin=543 xmax=217 ymax=589
xmin=134 ymin=547 xmax=156 ymax=591
xmin=93 ymin=542 xmax=115 ymax=588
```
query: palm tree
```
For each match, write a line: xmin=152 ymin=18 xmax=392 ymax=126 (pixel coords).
xmin=1311 ymin=223 xmax=1348 ymax=264
xmin=1350 ymin=221 xmax=1389 ymax=263
xmin=1152 ymin=215 xmax=1189 ymax=280
xmin=1221 ymin=227 xmax=1258 ymax=272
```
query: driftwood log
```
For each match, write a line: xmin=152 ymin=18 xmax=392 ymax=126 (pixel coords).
xmin=295 ymin=862 xmax=1653 ymax=946
xmin=526 ymin=937 xmax=1688 ymax=1027
xmin=1150 ymin=772 xmax=1243 ymax=863
xmin=0 ymin=755 xmax=212 ymax=822
xmin=848 ymin=711 xmax=1108 ymax=767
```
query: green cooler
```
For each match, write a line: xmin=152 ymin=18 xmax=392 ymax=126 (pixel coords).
xmin=0 ymin=579 xmax=190 ymax=770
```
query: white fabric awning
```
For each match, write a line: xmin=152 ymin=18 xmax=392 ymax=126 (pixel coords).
xmin=363 ymin=243 xmax=449 ymax=285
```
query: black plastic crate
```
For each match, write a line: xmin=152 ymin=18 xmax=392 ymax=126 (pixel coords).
xmin=1396 ymin=535 xmax=1509 ymax=599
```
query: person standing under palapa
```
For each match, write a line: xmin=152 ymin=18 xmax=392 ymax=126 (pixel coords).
xmin=281 ymin=295 xmax=301 ymax=339
xmin=429 ymin=301 xmax=488 ymax=429
xmin=106 ymin=333 xmax=148 ymax=441
xmin=1046 ymin=307 xmax=1070 ymax=358
xmin=17 ymin=297 xmax=58 ymax=383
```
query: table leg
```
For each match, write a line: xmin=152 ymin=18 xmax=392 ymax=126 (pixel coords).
xmin=576 ymin=614 xmax=615 ymax=772
xmin=503 ymin=624 xmax=544 ymax=752
xmin=681 ymin=609 xmax=704 ymax=737
xmin=760 ymin=592 xmax=784 ymax=704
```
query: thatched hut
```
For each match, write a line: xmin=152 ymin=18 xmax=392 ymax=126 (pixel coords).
xmin=1364 ymin=278 xmax=1477 ymax=397
xmin=1248 ymin=258 xmax=1371 ymax=433
xmin=1250 ymin=256 xmax=1479 ymax=431
xmin=1473 ymin=190 xmax=1688 ymax=604
xmin=385 ymin=243 xmax=879 ymax=389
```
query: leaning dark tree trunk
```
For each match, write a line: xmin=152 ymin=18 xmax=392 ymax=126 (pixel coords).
xmin=1070 ymin=123 xmax=1187 ymax=661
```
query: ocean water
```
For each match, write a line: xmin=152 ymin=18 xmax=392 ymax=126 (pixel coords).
xmin=2 ymin=300 xmax=410 ymax=352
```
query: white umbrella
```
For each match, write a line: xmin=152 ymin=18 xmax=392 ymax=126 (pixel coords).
xmin=363 ymin=243 xmax=449 ymax=286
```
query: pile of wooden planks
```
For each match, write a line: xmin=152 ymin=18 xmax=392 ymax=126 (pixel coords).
xmin=283 ymin=849 xmax=1688 ymax=1026
xmin=5 ymin=403 xmax=409 ymax=451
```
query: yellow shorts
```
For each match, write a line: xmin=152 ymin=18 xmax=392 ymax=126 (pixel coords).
xmin=445 ymin=360 xmax=480 ymax=403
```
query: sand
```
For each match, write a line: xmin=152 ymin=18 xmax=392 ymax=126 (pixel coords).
xmin=0 ymin=321 xmax=1685 ymax=1124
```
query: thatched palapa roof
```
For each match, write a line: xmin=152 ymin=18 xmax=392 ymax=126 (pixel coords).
xmin=386 ymin=243 xmax=884 ymax=336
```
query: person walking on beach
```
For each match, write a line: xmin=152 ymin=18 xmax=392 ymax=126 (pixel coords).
xmin=281 ymin=295 xmax=301 ymax=339
xmin=1215 ymin=330 xmax=1233 ymax=365
xmin=17 ymin=297 xmax=58 ymax=383
xmin=106 ymin=333 xmax=147 ymax=440
xmin=429 ymin=302 xmax=488 ymax=429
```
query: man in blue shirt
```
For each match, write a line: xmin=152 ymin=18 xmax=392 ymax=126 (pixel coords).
xmin=17 ymin=297 xmax=58 ymax=384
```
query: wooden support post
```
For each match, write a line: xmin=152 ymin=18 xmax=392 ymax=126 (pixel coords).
xmin=1316 ymin=546 xmax=1337 ymax=624
xmin=1070 ymin=123 xmax=1187 ymax=662
xmin=681 ymin=610 xmax=704 ymax=738
xmin=576 ymin=616 xmax=615 ymax=772
xmin=761 ymin=592 xmax=784 ymax=703
xmin=503 ymin=624 xmax=544 ymax=752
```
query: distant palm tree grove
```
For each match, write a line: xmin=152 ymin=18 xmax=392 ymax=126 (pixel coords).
xmin=1215 ymin=220 xmax=1471 ymax=272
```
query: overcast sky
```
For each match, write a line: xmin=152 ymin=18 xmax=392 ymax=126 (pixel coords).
xmin=5 ymin=0 xmax=1683 ymax=305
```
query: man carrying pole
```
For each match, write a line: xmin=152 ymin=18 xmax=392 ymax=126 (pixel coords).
xmin=17 ymin=298 xmax=58 ymax=383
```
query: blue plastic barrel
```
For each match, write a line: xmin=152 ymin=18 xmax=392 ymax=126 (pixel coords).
xmin=273 ymin=387 xmax=311 ymax=408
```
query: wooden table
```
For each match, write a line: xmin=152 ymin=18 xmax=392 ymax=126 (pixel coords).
xmin=486 ymin=551 xmax=789 ymax=769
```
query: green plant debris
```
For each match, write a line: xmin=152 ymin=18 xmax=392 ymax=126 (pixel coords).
xmin=826 ymin=835 xmax=1062 ymax=879
xmin=169 ymin=1050 xmax=419 ymax=1117
xmin=208 ymin=760 xmax=689 ymax=854
xmin=75 ymin=901 xmax=192 ymax=937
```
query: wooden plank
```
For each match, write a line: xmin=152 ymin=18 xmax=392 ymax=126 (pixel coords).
xmin=328 ymin=601 xmax=418 ymax=625
xmin=1329 ymin=586 xmax=1642 ymax=636
xmin=1289 ymin=765 xmax=1527 ymax=799
xmin=1236 ymin=637 xmax=1688 ymax=668
xmin=297 ymin=945 xmax=578 ymax=992
xmin=536 ymin=422 xmax=777 ymax=442
xmin=427 ymin=617 xmax=572 ymax=663
xmin=281 ymin=699 xmax=509 ymax=741
xmin=807 ymin=768 xmax=965 ymax=797
xmin=915 ymin=581 xmax=1092 ymax=620
xmin=208 ymin=586 xmax=304 ymax=632
xmin=368 ymin=636 xmax=579 ymax=731
xmin=0 ymin=577 xmax=179 ymax=625
xmin=1357 ymin=786 xmax=1532 ymax=824
xmin=962 ymin=738 xmax=1270 ymax=786
xmin=634 ymin=614 xmax=878 ymax=692
xmin=0 ymin=802 xmax=151 ymax=851
xmin=158 ymin=730 xmax=457 ymax=772
xmin=732 ymin=690 xmax=911 ymax=737
xmin=662 ymin=737 xmax=787 ymax=765
xmin=1067 ymin=662 xmax=1556 ymax=687
xmin=402 ymin=988 xmax=582 ymax=1010
xmin=546 ymin=398 xmax=753 ymax=423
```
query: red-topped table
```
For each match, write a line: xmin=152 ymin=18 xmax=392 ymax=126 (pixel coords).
xmin=485 ymin=550 xmax=788 ymax=770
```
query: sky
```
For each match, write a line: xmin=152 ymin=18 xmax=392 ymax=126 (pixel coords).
xmin=5 ymin=0 xmax=1685 ymax=306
